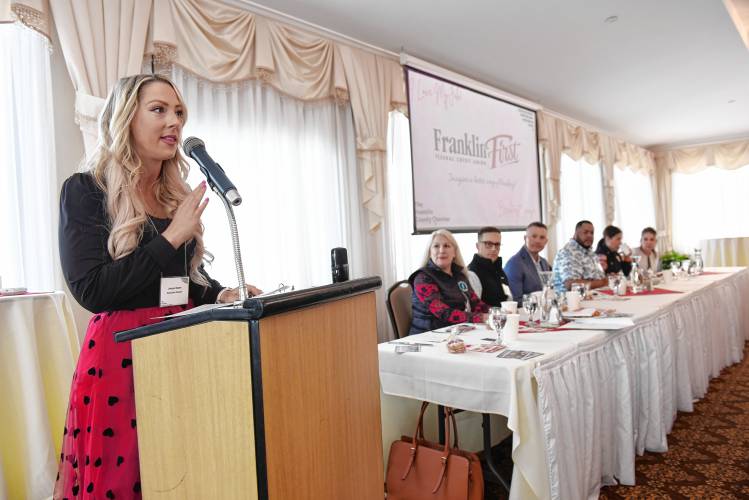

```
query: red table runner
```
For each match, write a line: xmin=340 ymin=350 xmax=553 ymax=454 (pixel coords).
xmin=597 ymin=287 xmax=682 ymax=297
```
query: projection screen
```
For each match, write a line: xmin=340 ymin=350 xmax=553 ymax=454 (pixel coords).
xmin=406 ymin=67 xmax=542 ymax=233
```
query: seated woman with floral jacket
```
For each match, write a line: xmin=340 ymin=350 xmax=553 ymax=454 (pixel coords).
xmin=408 ymin=229 xmax=488 ymax=335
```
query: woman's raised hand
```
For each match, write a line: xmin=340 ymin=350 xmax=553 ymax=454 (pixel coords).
xmin=162 ymin=181 xmax=209 ymax=249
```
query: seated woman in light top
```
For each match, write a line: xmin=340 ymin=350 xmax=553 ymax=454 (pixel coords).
xmin=408 ymin=229 xmax=488 ymax=335
xmin=632 ymin=227 xmax=661 ymax=272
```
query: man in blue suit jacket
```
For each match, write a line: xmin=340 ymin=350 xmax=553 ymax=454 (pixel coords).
xmin=505 ymin=222 xmax=552 ymax=301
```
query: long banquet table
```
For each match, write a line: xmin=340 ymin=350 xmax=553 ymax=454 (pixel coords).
xmin=378 ymin=267 xmax=749 ymax=500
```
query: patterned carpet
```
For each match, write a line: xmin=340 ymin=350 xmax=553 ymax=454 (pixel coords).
xmin=484 ymin=341 xmax=749 ymax=500
xmin=601 ymin=341 xmax=749 ymax=499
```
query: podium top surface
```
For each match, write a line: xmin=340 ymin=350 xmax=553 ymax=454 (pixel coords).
xmin=114 ymin=276 xmax=381 ymax=342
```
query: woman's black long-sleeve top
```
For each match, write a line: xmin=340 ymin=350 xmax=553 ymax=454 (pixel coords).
xmin=59 ymin=172 xmax=224 ymax=313
xmin=595 ymin=238 xmax=632 ymax=276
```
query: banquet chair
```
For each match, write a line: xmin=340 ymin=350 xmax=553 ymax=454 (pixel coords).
xmin=386 ymin=280 xmax=412 ymax=338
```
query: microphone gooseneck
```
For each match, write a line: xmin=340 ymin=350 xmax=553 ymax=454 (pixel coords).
xmin=183 ymin=136 xmax=247 ymax=301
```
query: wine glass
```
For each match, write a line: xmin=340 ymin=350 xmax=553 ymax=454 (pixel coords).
xmin=538 ymin=271 xmax=553 ymax=289
xmin=488 ymin=307 xmax=507 ymax=345
xmin=670 ymin=261 xmax=681 ymax=280
xmin=523 ymin=295 xmax=539 ymax=325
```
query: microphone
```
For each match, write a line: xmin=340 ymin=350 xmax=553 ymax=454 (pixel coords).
xmin=182 ymin=136 xmax=242 ymax=206
xmin=331 ymin=247 xmax=349 ymax=283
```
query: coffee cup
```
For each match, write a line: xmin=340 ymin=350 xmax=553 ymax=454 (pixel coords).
xmin=501 ymin=301 xmax=517 ymax=313
xmin=503 ymin=313 xmax=520 ymax=342
xmin=565 ymin=291 xmax=581 ymax=311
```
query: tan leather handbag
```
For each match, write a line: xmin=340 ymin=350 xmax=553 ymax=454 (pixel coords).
xmin=386 ymin=402 xmax=484 ymax=500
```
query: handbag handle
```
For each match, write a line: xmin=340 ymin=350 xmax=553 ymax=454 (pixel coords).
xmin=402 ymin=402 xmax=462 ymax=493
xmin=432 ymin=406 xmax=458 ymax=493
xmin=401 ymin=401 xmax=431 ymax=480
xmin=411 ymin=403 xmax=459 ymax=447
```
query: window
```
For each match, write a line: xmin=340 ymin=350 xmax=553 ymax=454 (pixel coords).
xmin=171 ymin=68 xmax=364 ymax=291
xmin=0 ymin=24 xmax=58 ymax=290
xmin=671 ymin=165 xmax=749 ymax=253
xmin=613 ymin=166 xmax=656 ymax=248
xmin=556 ymin=154 xmax=605 ymax=247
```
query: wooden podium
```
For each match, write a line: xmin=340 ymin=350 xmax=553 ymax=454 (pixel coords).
xmin=115 ymin=277 xmax=383 ymax=499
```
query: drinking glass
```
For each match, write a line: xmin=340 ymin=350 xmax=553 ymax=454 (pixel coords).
xmin=555 ymin=291 xmax=567 ymax=310
xmin=687 ymin=259 xmax=698 ymax=276
xmin=670 ymin=261 xmax=681 ymax=280
xmin=523 ymin=295 xmax=539 ymax=324
xmin=609 ymin=274 xmax=622 ymax=293
xmin=538 ymin=270 xmax=553 ymax=288
xmin=488 ymin=307 xmax=507 ymax=345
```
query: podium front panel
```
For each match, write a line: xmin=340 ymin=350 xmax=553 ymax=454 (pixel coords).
xmin=132 ymin=321 xmax=258 ymax=499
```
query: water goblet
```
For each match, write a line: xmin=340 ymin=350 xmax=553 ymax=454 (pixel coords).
xmin=488 ymin=307 xmax=507 ymax=345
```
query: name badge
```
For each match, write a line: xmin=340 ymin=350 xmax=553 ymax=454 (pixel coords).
xmin=160 ymin=276 xmax=189 ymax=307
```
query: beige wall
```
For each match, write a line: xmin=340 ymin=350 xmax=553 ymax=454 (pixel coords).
xmin=50 ymin=24 xmax=91 ymax=340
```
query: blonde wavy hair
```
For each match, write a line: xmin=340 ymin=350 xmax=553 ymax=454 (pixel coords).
xmin=420 ymin=229 xmax=467 ymax=272
xmin=87 ymin=73 xmax=209 ymax=286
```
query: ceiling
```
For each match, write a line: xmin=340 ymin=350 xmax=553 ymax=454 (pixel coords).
xmin=244 ymin=0 xmax=749 ymax=148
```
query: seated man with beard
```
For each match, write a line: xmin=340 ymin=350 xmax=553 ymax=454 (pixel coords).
xmin=552 ymin=220 xmax=608 ymax=293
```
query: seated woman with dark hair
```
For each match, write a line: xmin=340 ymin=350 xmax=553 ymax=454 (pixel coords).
xmin=408 ymin=229 xmax=489 ymax=335
xmin=595 ymin=225 xmax=632 ymax=276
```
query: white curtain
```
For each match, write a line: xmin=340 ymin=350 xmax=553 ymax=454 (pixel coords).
xmin=171 ymin=67 xmax=366 ymax=293
xmin=672 ymin=165 xmax=749 ymax=254
xmin=555 ymin=154 xmax=606 ymax=253
xmin=0 ymin=24 xmax=59 ymax=291
xmin=613 ymin=166 xmax=656 ymax=248
xmin=385 ymin=111 xmax=419 ymax=281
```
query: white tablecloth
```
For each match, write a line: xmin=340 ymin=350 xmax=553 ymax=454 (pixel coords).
xmin=534 ymin=268 xmax=749 ymax=499
xmin=379 ymin=312 xmax=606 ymax=499
xmin=378 ymin=268 xmax=749 ymax=500
xmin=0 ymin=292 xmax=79 ymax=500
xmin=701 ymin=237 xmax=749 ymax=267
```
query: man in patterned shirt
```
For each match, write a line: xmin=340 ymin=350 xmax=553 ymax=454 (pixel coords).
xmin=552 ymin=220 xmax=608 ymax=293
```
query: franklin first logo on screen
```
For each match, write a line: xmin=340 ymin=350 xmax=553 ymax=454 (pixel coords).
xmin=432 ymin=129 xmax=521 ymax=168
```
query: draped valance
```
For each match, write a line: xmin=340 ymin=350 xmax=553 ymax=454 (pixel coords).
xmin=654 ymin=138 xmax=749 ymax=173
xmin=148 ymin=0 xmax=350 ymax=102
xmin=1 ymin=0 xmax=51 ymax=39
xmin=45 ymin=0 xmax=406 ymax=230
xmin=537 ymin=112 xmax=655 ymax=173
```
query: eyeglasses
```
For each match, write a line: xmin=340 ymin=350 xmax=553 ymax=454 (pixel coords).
xmin=480 ymin=241 xmax=501 ymax=249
